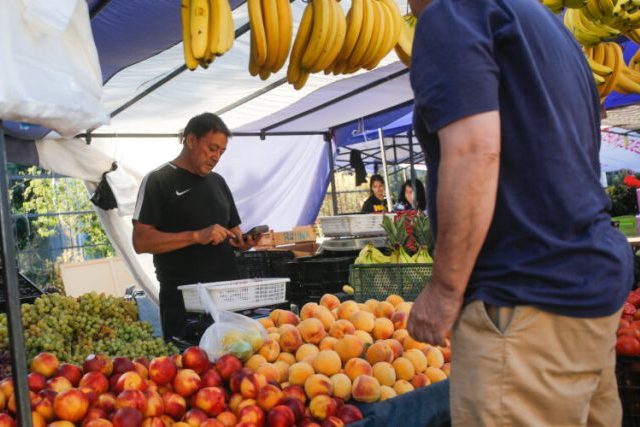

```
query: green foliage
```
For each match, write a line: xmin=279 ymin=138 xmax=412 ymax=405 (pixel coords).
xmin=607 ymin=184 xmax=638 ymax=217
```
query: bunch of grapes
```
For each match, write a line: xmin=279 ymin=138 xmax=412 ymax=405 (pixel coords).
xmin=0 ymin=292 xmax=177 ymax=364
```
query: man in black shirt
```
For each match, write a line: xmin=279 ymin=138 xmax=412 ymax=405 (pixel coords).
xmin=132 ymin=112 xmax=257 ymax=341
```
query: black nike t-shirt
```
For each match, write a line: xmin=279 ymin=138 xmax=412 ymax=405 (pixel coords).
xmin=133 ymin=163 xmax=241 ymax=286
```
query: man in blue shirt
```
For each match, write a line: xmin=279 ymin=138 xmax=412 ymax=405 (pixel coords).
xmin=406 ymin=0 xmax=634 ymax=425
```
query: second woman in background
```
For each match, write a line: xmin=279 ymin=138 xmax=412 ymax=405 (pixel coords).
xmin=395 ymin=179 xmax=426 ymax=211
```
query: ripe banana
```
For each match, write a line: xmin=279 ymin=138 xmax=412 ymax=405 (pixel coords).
xmin=190 ymin=0 xmax=210 ymax=59
xmin=312 ymin=0 xmax=346 ymax=72
xmin=181 ymin=0 xmax=199 ymax=70
xmin=395 ymin=13 xmax=415 ymax=68
xmin=262 ymin=0 xmax=280 ymax=70
xmin=371 ymin=0 xmax=402 ymax=68
xmin=287 ymin=3 xmax=313 ymax=87
xmin=301 ymin=0 xmax=331 ymax=70
xmin=272 ymin=0 xmax=293 ymax=72
xmin=208 ymin=0 xmax=234 ymax=56
xmin=361 ymin=0 xmax=384 ymax=67
xmin=335 ymin=0 xmax=364 ymax=67
xmin=248 ymin=0 xmax=268 ymax=67
xmin=346 ymin=0 xmax=374 ymax=69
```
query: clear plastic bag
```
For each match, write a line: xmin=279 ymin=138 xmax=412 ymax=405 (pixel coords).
xmin=197 ymin=284 xmax=267 ymax=362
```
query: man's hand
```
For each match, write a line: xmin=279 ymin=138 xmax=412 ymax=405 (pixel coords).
xmin=407 ymin=280 xmax=464 ymax=346
xmin=194 ymin=224 xmax=235 ymax=246
xmin=229 ymin=233 xmax=261 ymax=251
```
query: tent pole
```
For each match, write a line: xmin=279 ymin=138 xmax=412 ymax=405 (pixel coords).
xmin=408 ymin=130 xmax=417 ymax=209
xmin=0 ymin=121 xmax=32 ymax=427
xmin=378 ymin=128 xmax=393 ymax=211
xmin=325 ymin=133 xmax=339 ymax=216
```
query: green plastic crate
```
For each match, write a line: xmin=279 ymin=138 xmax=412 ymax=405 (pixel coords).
xmin=349 ymin=264 xmax=433 ymax=302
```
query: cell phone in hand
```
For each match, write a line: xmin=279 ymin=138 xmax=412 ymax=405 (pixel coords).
xmin=242 ymin=225 xmax=269 ymax=240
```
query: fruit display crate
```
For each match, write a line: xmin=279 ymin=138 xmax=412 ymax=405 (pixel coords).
xmin=286 ymin=256 xmax=355 ymax=305
xmin=235 ymin=250 xmax=294 ymax=279
xmin=0 ymin=272 xmax=43 ymax=312
xmin=349 ymin=263 xmax=433 ymax=302
xmin=318 ymin=214 xmax=395 ymax=237
xmin=178 ymin=278 xmax=289 ymax=313
xmin=618 ymin=356 xmax=640 ymax=427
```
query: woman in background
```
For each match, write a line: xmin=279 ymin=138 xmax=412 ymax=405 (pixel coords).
xmin=361 ymin=174 xmax=389 ymax=213
xmin=395 ymin=179 xmax=426 ymax=211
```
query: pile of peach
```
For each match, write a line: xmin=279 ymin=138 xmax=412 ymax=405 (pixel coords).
xmin=248 ymin=294 xmax=451 ymax=405
xmin=0 ymin=347 xmax=363 ymax=426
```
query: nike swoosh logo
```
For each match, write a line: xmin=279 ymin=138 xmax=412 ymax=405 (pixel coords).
xmin=175 ymin=189 xmax=191 ymax=196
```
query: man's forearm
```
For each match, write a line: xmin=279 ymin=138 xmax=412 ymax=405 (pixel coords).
xmin=432 ymin=112 xmax=501 ymax=296
xmin=133 ymin=227 xmax=197 ymax=254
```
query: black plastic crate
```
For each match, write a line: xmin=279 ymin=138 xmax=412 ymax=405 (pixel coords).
xmin=618 ymin=356 xmax=640 ymax=427
xmin=236 ymin=250 xmax=294 ymax=279
xmin=349 ymin=263 xmax=433 ymax=302
xmin=286 ymin=256 xmax=355 ymax=305
xmin=0 ymin=272 xmax=43 ymax=311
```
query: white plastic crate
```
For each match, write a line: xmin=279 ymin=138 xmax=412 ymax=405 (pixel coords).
xmin=178 ymin=278 xmax=289 ymax=313
xmin=319 ymin=214 xmax=395 ymax=237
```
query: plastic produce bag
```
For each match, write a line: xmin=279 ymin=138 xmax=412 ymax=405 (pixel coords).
xmin=197 ymin=284 xmax=267 ymax=362
xmin=0 ymin=0 xmax=109 ymax=137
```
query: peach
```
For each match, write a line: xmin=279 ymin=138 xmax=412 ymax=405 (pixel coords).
xmin=273 ymin=361 xmax=290 ymax=383
xmin=256 ymin=363 xmax=280 ymax=383
xmin=288 ymin=362 xmax=315 ymax=386
xmin=313 ymin=351 xmax=342 ymax=377
xmin=110 ymin=358 xmax=134 ymax=376
xmin=384 ymin=339 xmax=403 ymax=360
xmin=373 ymin=302 xmax=395 ymax=319
xmin=372 ymin=362 xmax=396 ymax=387
xmin=323 ymin=416 xmax=345 ymax=427
xmin=276 ymin=352 xmax=296 ymax=365
xmin=351 ymin=375 xmax=381 ymax=403
xmin=359 ymin=303 xmax=373 ymax=313
xmin=229 ymin=368 xmax=251 ymax=394
xmin=385 ymin=295 xmax=404 ymax=307
xmin=336 ymin=404 xmax=363 ymax=424
xmin=298 ymin=318 xmax=327 ymax=344
xmin=116 ymin=371 xmax=145 ymax=392
xmin=353 ymin=331 xmax=373 ymax=346
xmin=84 ymin=419 xmax=113 ymax=427
xmin=173 ymin=423 xmax=191 ymax=427
xmin=228 ymin=393 xmax=244 ymax=414
xmin=379 ymin=385 xmax=397 ymax=401
xmin=296 ymin=343 xmax=320 ymax=362
xmin=392 ymin=357 xmax=415 ymax=381
xmin=362 ymin=299 xmax=377 ymax=311
xmin=283 ymin=384 xmax=307 ymax=403
xmin=366 ymin=342 xmax=394 ymax=365
xmin=31 ymin=352 xmax=60 ymax=378
xmin=411 ymin=373 xmax=431 ymax=388
xmin=312 ymin=306 xmax=335 ymax=331
xmin=54 ymin=364 xmax=83 ymax=387
xmin=0 ymin=378 xmax=13 ymax=400
xmin=245 ymin=354 xmax=267 ymax=371
xmin=161 ymin=415 xmax=175 ymax=426
xmin=271 ymin=310 xmax=300 ymax=327
xmin=391 ymin=312 xmax=408 ymax=330
xmin=343 ymin=358 xmax=373 ymax=382
xmin=182 ymin=347 xmax=210 ymax=374
xmin=328 ymin=320 xmax=356 ymax=339
xmin=0 ymin=414 xmax=15 ymax=427
xmin=279 ymin=324 xmax=304 ymax=353
xmin=140 ymin=417 xmax=165 ymax=427
xmin=309 ymin=394 xmax=337 ymax=420
xmin=133 ymin=362 xmax=148 ymax=380
xmin=258 ymin=339 xmax=281 ymax=362
xmin=148 ymin=356 xmax=178 ymax=386
xmin=442 ymin=362 xmax=451 ymax=377
xmin=268 ymin=327 xmax=280 ymax=334
xmin=404 ymin=349 xmax=428 ymax=373
xmin=319 ymin=337 xmax=338 ymax=351
xmin=162 ymin=391 xmax=187 ymax=420
xmin=171 ymin=354 xmax=183 ymax=368
xmin=426 ymin=347 xmax=444 ymax=368
xmin=393 ymin=380 xmax=414 ymax=395
xmin=440 ymin=347 xmax=452 ymax=363
xmin=280 ymin=397 xmax=305 ymax=423
xmin=240 ymin=372 xmax=268 ymax=399
xmin=193 ymin=386 xmax=225 ymax=416
xmin=95 ymin=392 xmax=116 ymax=414
xmin=304 ymin=374 xmax=333 ymax=399
xmin=336 ymin=301 xmax=359 ymax=321
xmin=200 ymin=419 xmax=225 ymax=427
xmin=268 ymin=332 xmax=281 ymax=342
xmin=238 ymin=404 xmax=265 ymax=426
xmin=111 ymin=407 xmax=143 ymax=427
xmin=425 ymin=367 xmax=447 ymax=383
xmin=329 ymin=374 xmax=351 ymax=401
xmin=46 ymin=422 xmax=74 ymax=427
xmin=201 ymin=367 xmax=223 ymax=388
xmin=172 ymin=369 xmax=201 ymax=397
xmin=319 ymin=294 xmax=340 ymax=311
xmin=395 ymin=302 xmax=413 ymax=314
xmin=31 ymin=410 xmax=46 ymax=427
xmin=215 ymin=354 xmax=243 ymax=380
xmin=115 ymin=390 xmax=146 ymax=413
xmin=403 ymin=336 xmax=427 ymax=351
xmin=184 ymin=408 xmax=209 ymax=425
xmin=350 ymin=311 xmax=375 ymax=332
xmin=217 ymin=411 xmax=238 ymax=427
xmin=300 ymin=303 xmax=319 ymax=320
xmin=372 ymin=318 xmax=394 ymax=340
xmin=259 ymin=317 xmax=275 ymax=329
xmin=392 ymin=329 xmax=409 ymax=343
xmin=267 ymin=405 xmax=296 ymax=427
xmin=334 ymin=335 xmax=364 ymax=363
xmin=46 ymin=376 xmax=73 ymax=393
xmin=33 ymin=395 xmax=54 ymax=420
xmin=257 ymin=383 xmax=285 ymax=411
xmin=331 ymin=308 xmax=339 ymax=319
xmin=53 ymin=388 xmax=90 ymax=422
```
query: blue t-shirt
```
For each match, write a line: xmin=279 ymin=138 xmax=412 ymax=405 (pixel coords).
xmin=410 ymin=0 xmax=634 ymax=317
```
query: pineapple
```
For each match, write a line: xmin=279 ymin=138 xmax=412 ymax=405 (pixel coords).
xmin=382 ymin=216 xmax=413 ymax=263
xmin=412 ymin=215 xmax=433 ymax=263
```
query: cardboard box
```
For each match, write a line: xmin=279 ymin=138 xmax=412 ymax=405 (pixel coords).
xmin=272 ymin=225 xmax=317 ymax=246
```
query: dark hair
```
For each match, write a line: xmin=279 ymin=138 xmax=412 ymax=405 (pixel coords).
xmin=182 ymin=112 xmax=231 ymax=143
xmin=398 ymin=179 xmax=426 ymax=210
xmin=369 ymin=174 xmax=385 ymax=196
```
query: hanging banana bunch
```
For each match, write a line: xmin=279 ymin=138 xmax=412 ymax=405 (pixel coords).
xmin=180 ymin=0 xmax=235 ymax=71
xmin=585 ymin=42 xmax=640 ymax=101
xmin=247 ymin=0 xmax=293 ymax=80
xmin=394 ymin=13 xmax=416 ymax=67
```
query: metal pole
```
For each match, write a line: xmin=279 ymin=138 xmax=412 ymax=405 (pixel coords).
xmin=0 ymin=121 xmax=32 ymax=427
xmin=377 ymin=128 xmax=393 ymax=211
xmin=325 ymin=133 xmax=339 ymax=216
xmin=408 ymin=130 xmax=418 ymax=209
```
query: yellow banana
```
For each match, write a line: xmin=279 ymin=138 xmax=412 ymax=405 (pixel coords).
xmin=593 ymin=42 xmax=607 ymax=64
xmin=312 ymin=0 xmax=346 ymax=72
xmin=542 ymin=0 xmax=565 ymax=13
xmin=181 ymin=0 xmax=199 ymax=70
xmin=564 ymin=0 xmax=587 ymax=7
xmin=599 ymin=0 xmax=615 ymax=18
xmin=259 ymin=67 xmax=271 ymax=80
xmin=347 ymin=0 xmax=374 ymax=69
xmin=626 ymin=27 xmax=640 ymax=43
xmin=294 ymin=70 xmax=310 ymax=90
xmin=248 ymin=0 xmax=268 ymax=66
xmin=377 ymin=0 xmax=402 ymax=59
xmin=287 ymin=3 xmax=313 ymax=85
xmin=262 ymin=0 xmax=280 ymax=71
xmin=585 ymin=0 xmax=606 ymax=20
xmin=272 ymin=0 xmax=293 ymax=72
xmin=309 ymin=0 xmax=338 ymax=72
xmin=301 ymin=0 xmax=331 ymax=70
xmin=336 ymin=0 xmax=364 ymax=64
xmin=593 ymin=72 xmax=606 ymax=85
xmin=587 ymin=55 xmax=614 ymax=75
xmin=600 ymin=42 xmax=623 ymax=99
xmin=616 ymin=69 xmax=640 ymax=93
xmin=248 ymin=35 xmax=261 ymax=76
xmin=361 ymin=0 xmax=384 ymax=67
xmin=208 ymin=0 xmax=222 ymax=55
xmin=190 ymin=0 xmax=210 ymax=59
xmin=395 ymin=13 xmax=415 ymax=67
xmin=209 ymin=0 xmax=234 ymax=55
xmin=365 ymin=0 xmax=392 ymax=69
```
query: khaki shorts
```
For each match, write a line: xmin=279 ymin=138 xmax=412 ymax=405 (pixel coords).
xmin=450 ymin=300 xmax=622 ymax=427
